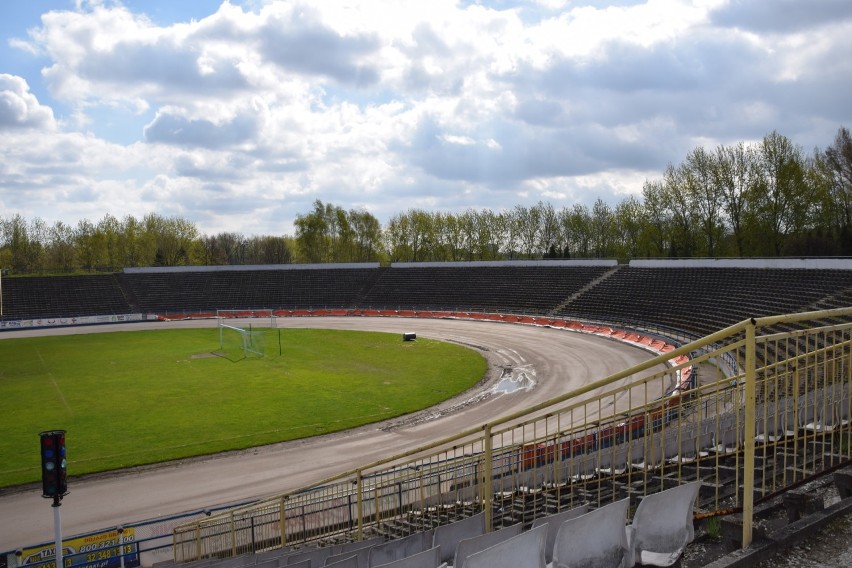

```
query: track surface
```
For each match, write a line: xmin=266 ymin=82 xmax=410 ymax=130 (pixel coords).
xmin=0 ymin=317 xmax=665 ymax=551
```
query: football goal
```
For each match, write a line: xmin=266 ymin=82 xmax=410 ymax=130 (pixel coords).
xmin=216 ymin=309 xmax=277 ymax=328
xmin=218 ymin=322 xmax=266 ymax=360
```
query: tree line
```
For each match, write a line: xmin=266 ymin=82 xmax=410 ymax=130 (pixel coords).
xmin=2 ymin=127 xmax=850 ymax=275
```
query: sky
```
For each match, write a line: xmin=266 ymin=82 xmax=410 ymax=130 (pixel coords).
xmin=1 ymin=0 xmax=851 ymax=237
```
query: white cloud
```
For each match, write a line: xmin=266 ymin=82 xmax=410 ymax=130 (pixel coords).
xmin=0 ymin=0 xmax=850 ymax=236
xmin=0 ymin=74 xmax=56 ymax=129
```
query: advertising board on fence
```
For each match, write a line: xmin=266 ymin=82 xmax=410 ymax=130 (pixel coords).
xmin=0 ymin=314 xmax=145 ymax=331
xmin=19 ymin=528 xmax=139 ymax=568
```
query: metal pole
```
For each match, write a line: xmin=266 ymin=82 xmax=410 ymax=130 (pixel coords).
xmin=53 ymin=496 xmax=63 ymax=568
xmin=356 ymin=471 xmax=363 ymax=542
xmin=483 ymin=425 xmax=493 ymax=533
xmin=742 ymin=320 xmax=757 ymax=549
xmin=117 ymin=526 xmax=125 ymax=568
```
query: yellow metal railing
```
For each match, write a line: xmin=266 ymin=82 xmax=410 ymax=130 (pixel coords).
xmin=173 ymin=308 xmax=852 ymax=560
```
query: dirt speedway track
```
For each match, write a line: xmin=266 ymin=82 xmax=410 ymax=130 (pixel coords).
xmin=0 ymin=316 xmax=667 ymax=551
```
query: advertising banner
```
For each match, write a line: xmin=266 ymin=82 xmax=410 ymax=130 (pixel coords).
xmin=20 ymin=528 xmax=139 ymax=568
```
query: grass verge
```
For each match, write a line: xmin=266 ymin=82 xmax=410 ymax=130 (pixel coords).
xmin=0 ymin=327 xmax=486 ymax=488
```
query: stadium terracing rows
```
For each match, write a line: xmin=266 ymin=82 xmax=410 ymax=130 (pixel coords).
xmin=5 ymin=259 xmax=852 ymax=338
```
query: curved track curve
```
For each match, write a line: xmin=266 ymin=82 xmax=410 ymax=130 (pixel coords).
xmin=0 ymin=317 xmax=666 ymax=551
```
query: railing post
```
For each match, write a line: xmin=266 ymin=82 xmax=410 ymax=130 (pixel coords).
xmin=483 ymin=424 xmax=493 ymax=533
xmin=356 ymin=470 xmax=364 ymax=541
xmin=280 ymin=496 xmax=287 ymax=549
xmin=742 ymin=320 xmax=757 ymax=548
xmin=230 ymin=511 xmax=237 ymax=557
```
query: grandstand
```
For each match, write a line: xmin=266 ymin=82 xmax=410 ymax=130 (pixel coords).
xmin=3 ymin=259 xmax=852 ymax=568
xmin=5 ymin=260 xmax=852 ymax=338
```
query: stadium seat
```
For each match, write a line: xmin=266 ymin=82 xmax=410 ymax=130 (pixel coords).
xmin=566 ymin=452 xmax=598 ymax=481
xmin=596 ymin=441 xmax=634 ymax=475
xmin=432 ymin=512 xmax=485 ymax=565
xmin=369 ymin=531 xmax=433 ymax=567
xmin=626 ymin=481 xmax=701 ymax=567
xmin=285 ymin=546 xmax=332 ymax=566
xmin=328 ymin=538 xmax=383 ymax=568
xmin=371 ymin=547 xmax=441 ymax=568
xmin=530 ymin=504 xmax=589 ymax=565
xmin=452 ymin=523 xmax=522 ymax=567
xmin=325 ymin=554 xmax=359 ymax=568
xmin=458 ymin=523 xmax=547 ymax=568
xmin=551 ymin=498 xmax=631 ymax=568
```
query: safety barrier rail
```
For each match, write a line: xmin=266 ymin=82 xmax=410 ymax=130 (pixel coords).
xmin=173 ymin=308 xmax=852 ymax=560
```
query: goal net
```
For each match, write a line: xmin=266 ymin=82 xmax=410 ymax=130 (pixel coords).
xmin=218 ymin=323 xmax=266 ymax=360
xmin=215 ymin=309 xmax=278 ymax=328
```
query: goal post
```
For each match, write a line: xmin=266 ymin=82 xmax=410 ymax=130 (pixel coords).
xmin=218 ymin=322 xmax=267 ymax=359
xmin=215 ymin=309 xmax=277 ymax=328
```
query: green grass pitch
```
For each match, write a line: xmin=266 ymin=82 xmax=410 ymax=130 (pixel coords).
xmin=0 ymin=327 xmax=487 ymax=489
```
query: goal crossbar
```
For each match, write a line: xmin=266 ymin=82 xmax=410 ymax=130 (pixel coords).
xmin=219 ymin=323 xmax=266 ymax=358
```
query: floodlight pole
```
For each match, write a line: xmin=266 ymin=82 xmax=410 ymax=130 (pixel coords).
xmin=0 ymin=267 xmax=4 ymax=321
xmin=52 ymin=495 xmax=63 ymax=568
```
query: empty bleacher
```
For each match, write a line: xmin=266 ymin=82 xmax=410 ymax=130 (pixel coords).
xmin=0 ymin=274 xmax=131 ymax=321
xmin=358 ymin=263 xmax=612 ymax=314
xmin=120 ymin=266 xmax=382 ymax=314
xmin=5 ymin=262 xmax=852 ymax=339
xmin=556 ymin=266 xmax=852 ymax=336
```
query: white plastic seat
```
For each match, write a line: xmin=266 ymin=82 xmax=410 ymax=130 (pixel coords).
xmin=371 ymin=547 xmax=441 ymax=568
xmin=551 ymin=498 xmax=631 ymax=568
xmin=596 ymin=442 xmax=631 ymax=476
xmin=566 ymin=452 xmax=598 ymax=481
xmin=626 ymin=481 xmax=701 ymax=567
xmin=460 ymin=523 xmax=547 ymax=568
xmin=325 ymin=554 xmax=359 ymax=568
xmin=369 ymin=531 xmax=433 ymax=567
xmin=452 ymin=523 xmax=522 ymax=568
xmin=530 ymin=504 xmax=589 ymax=565
xmin=432 ymin=513 xmax=485 ymax=566
xmin=285 ymin=546 xmax=332 ymax=566
xmin=631 ymin=435 xmax=664 ymax=471
xmin=706 ymin=412 xmax=742 ymax=454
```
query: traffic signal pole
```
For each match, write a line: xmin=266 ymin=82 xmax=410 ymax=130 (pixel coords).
xmin=40 ymin=430 xmax=68 ymax=568
xmin=52 ymin=495 xmax=63 ymax=568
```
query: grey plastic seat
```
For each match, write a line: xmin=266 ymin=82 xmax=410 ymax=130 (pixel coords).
xmin=460 ymin=523 xmax=547 ymax=568
xmin=566 ymin=451 xmax=598 ymax=481
xmin=530 ymin=504 xmax=589 ymax=565
xmin=327 ymin=538 xmax=381 ymax=568
xmin=798 ymin=390 xmax=817 ymax=431
xmin=432 ymin=512 xmax=485 ymax=565
xmin=253 ymin=548 xmax=292 ymax=565
xmin=552 ymin=498 xmax=631 ymax=568
xmin=286 ymin=547 xmax=332 ymax=566
xmin=707 ymin=412 xmax=742 ymax=454
xmin=626 ymin=481 xmax=701 ymax=567
xmin=325 ymin=554 xmax=359 ymax=568
xmin=369 ymin=531 xmax=433 ymax=567
xmin=596 ymin=442 xmax=631 ymax=475
xmin=452 ymin=523 xmax=522 ymax=568
xmin=631 ymin=435 xmax=664 ymax=471
xmin=754 ymin=399 xmax=793 ymax=443
xmin=806 ymin=387 xmax=845 ymax=433
xmin=372 ymin=547 xmax=441 ymax=568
